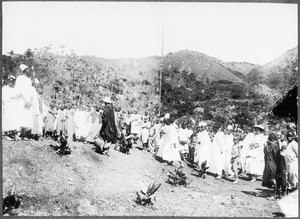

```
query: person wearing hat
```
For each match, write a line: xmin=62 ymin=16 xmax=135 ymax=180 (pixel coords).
xmin=99 ymin=96 xmax=118 ymax=144
xmin=245 ymin=124 xmax=267 ymax=182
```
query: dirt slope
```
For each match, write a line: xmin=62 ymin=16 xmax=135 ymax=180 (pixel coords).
xmin=3 ymin=139 xmax=281 ymax=216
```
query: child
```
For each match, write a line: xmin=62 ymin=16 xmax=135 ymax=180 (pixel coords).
xmin=118 ymin=128 xmax=134 ymax=154
xmin=188 ymin=134 xmax=198 ymax=164
xmin=231 ymin=136 xmax=241 ymax=183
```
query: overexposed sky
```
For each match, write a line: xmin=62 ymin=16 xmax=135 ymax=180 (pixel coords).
xmin=2 ymin=2 xmax=298 ymax=65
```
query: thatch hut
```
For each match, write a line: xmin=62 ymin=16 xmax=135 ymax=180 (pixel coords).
xmin=269 ymin=83 xmax=298 ymax=120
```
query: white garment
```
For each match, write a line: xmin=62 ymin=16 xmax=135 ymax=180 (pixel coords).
xmin=141 ymin=121 xmax=151 ymax=144
xmin=283 ymin=140 xmax=298 ymax=188
xmin=162 ymin=124 xmax=181 ymax=162
xmin=224 ymin=133 xmax=234 ymax=174
xmin=195 ymin=130 xmax=212 ymax=167
xmin=240 ymin=132 xmax=254 ymax=172
xmin=2 ymin=86 xmax=19 ymax=131
xmin=131 ymin=114 xmax=142 ymax=135
xmin=177 ymin=128 xmax=192 ymax=152
xmin=14 ymin=75 xmax=34 ymax=129
xmin=245 ymin=133 xmax=266 ymax=175
xmin=210 ymin=131 xmax=225 ymax=175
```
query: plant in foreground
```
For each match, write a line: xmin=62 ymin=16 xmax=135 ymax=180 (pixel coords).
xmin=135 ymin=182 xmax=161 ymax=206
xmin=166 ymin=168 xmax=192 ymax=187
xmin=190 ymin=161 xmax=209 ymax=178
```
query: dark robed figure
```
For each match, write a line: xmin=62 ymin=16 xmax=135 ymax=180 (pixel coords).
xmin=100 ymin=97 xmax=118 ymax=143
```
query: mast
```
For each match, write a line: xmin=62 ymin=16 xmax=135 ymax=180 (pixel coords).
xmin=159 ymin=27 xmax=164 ymax=116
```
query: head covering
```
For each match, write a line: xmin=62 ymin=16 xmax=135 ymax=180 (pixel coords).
xmin=254 ymin=124 xmax=265 ymax=131
xmin=226 ymin=125 xmax=233 ymax=130
xmin=164 ymin=113 xmax=170 ymax=119
xmin=268 ymin=132 xmax=278 ymax=142
xmin=20 ymin=64 xmax=28 ymax=72
xmin=103 ymin=96 xmax=112 ymax=103
xmin=198 ymin=121 xmax=207 ymax=127
xmin=287 ymin=123 xmax=296 ymax=130
xmin=34 ymin=78 xmax=40 ymax=84
xmin=8 ymin=75 xmax=16 ymax=80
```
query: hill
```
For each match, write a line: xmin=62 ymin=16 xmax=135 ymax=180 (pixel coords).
xmin=3 ymin=138 xmax=280 ymax=216
xmin=221 ymin=61 xmax=258 ymax=75
xmin=246 ymin=47 xmax=298 ymax=92
xmin=162 ymin=50 xmax=243 ymax=83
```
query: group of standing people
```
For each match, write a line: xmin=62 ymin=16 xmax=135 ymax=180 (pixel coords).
xmin=2 ymin=64 xmax=47 ymax=141
xmin=123 ymin=112 xmax=298 ymax=199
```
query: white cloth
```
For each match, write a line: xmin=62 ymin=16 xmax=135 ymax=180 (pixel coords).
xmin=224 ymin=133 xmax=234 ymax=174
xmin=131 ymin=114 xmax=142 ymax=135
xmin=177 ymin=128 xmax=192 ymax=152
xmin=210 ymin=131 xmax=225 ymax=175
xmin=195 ymin=130 xmax=212 ymax=166
xmin=283 ymin=140 xmax=298 ymax=189
xmin=2 ymin=86 xmax=19 ymax=131
xmin=161 ymin=124 xmax=181 ymax=162
xmin=141 ymin=121 xmax=151 ymax=144
xmin=245 ymin=133 xmax=266 ymax=175
xmin=240 ymin=132 xmax=254 ymax=172
xmin=14 ymin=75 xmax=34 ymax=129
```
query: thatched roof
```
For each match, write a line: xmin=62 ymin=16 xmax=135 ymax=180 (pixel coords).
xmin=270 ymin=83 xmax=298 ymax=119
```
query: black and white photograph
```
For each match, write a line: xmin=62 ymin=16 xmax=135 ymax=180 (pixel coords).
xmin=1 ymin=1 xmax=298 ymax=217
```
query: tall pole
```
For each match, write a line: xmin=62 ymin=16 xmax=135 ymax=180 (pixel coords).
xmin=159 ymin=27 xmax=164 ymax=116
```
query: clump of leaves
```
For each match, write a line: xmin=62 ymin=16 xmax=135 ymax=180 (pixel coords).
xmin=135 ymin=182 xmax=161 ymax=206
xmin=190 ymin=161 xmax=209 ymax=178
xmin=166 ymin=168 xmax=192 ymax=187
xmin=3 ymin=187 xmax=21 ymax=216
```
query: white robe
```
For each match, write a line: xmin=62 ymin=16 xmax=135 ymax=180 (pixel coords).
xmin=2 ymin=86 xmax=19 ymax=131
xmin=177 ymin=128 xmax=192 ymax=152
xmin=283 ymin=140 xmax=298 ymax=189
xmin=223 ymin=133 xmax=234 ymax=175
xmin=131 ymin=114 xmax=142 ymax=135
xmin=14 ymin=75 xmax=34 ymax=129
xmin=245 ymin=133 xmax=266 ymax=175
xmin=240 ymin=132 xmax=254 ymax=172
xmin=210 ymin=131 xmax=225 ymax=175
xmin=195 ymin=130 xmax=212 ymax=166
xmin=162 ymin=124 xmax=181 ymax=162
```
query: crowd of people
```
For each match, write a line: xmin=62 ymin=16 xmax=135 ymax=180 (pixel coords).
xmin=2 ymin=64 xmax=298 ymax=201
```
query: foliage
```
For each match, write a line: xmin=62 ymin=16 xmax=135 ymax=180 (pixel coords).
xmin=134 ymin=182 xmax=161 ymax=206
xmin=165 ymin=168 xmax=192 ymax=187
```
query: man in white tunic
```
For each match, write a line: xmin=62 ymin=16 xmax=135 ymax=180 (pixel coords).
xmin=245 ymin=124 xmax=266 ymax=182
xmin=195 ymin=122 xmax=212 ymax=175
xmin=13 ymin=64 xmax=34 ymax=139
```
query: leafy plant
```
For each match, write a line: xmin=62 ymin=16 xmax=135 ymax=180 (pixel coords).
xmin=135 ymin=182 xmax=161 ymax=206
xmin=190 ymin=161 xmax=209 ymax=178
xmin=165 ymin=168 xmax=192 ymax=187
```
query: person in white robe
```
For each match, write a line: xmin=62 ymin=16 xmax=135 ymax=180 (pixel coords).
xmin=141 ymin=117 xmax=151 ymax=150
xmin=223 ymin=125 xmax=234 ymax=177
xmin=195 ymin=122 xmax=212 ymax=174
xmin=211 ymin=126 xmax=225 ymax=178
xmin=31 ymin=79 xmax=43 ymax=139
xmin=13 ymin=64 xmax=35 ymax=139
xmin=177 ymin=123 xmax=192 ymax=160
xmin=282 ymin=132 xmax=298 ymax=190
xmin=161 ymin=118 xmax=183 ymax=166
xmin=2 ymin=75 xmax=19 ymax=139
xmin=239 ymin=128 xmax=254 ymax=176
xmin=245 ymin=124 xmax=267 ymax=182
xmin=130 ymin=111 xmax=142 ymax=141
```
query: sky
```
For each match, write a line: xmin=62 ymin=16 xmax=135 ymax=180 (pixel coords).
xmin=2 ymin=2 xmax=298 ymax=65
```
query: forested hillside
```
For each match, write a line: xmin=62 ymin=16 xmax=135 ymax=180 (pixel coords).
xmin=2 ymin=46 xmax=297 ymax=126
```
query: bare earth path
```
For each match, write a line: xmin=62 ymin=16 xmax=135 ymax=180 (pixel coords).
xmin=3 ymin=139 xmax=281 ymax=216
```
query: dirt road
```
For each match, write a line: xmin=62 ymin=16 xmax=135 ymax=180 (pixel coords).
xmin=2 ymin=138 xmax=282 ymax=216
